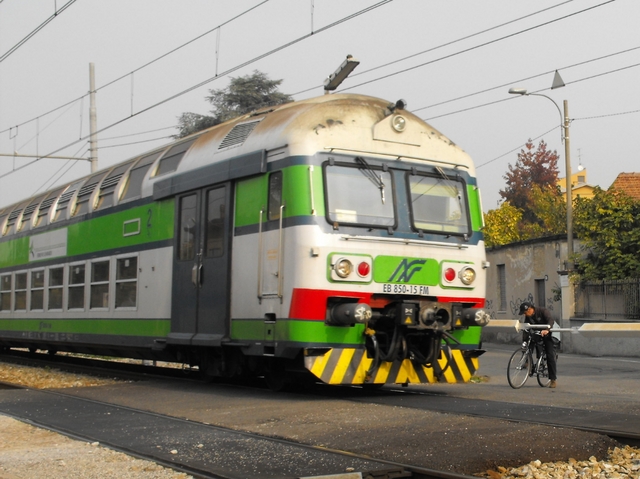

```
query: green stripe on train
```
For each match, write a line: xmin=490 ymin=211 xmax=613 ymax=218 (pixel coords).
xmin=235 ymin=165 xmax=324 ymax=227
xmin=0 ymin=319 xmax=171 ymax=336
xmin=0 ymin=199 xmax=175 ymax=268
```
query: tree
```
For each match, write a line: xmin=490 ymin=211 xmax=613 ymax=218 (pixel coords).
xmin=483 ymin=201 xmax=523 ymax=247
xmin=176 ymin=70 xmax=293 ymax=138
xmin=573 ymin=187 xmax=640 ymax=280
xmin=500 ymin=139 xmax=561 ymax=225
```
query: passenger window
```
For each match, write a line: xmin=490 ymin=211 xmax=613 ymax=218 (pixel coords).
xmin=96 ymin=163 xmax=133 ymax=210
xmin=54 ymin=180 xmax=84 ymax=222
xmin=73 ymin=172 xmax=108 ymax=217
xmin=68 ymin=264 xmax=86 ymax=310
xmin=205 ymin=187 xmax=225 ymax=258
xmin=178 ymin=194 xmax=197 ymax=261
xmin=48 ymin=267 xmax=64 ymax=310
xmin=153 ymin=139 xmax=195 ymax=177
xmin=30 ymin=270 xmax=45 ymax=310
xmin=115 ymin=257 xmax=137 ymax=308
xmin=14 ymin=272 xmax=27 ymax=311
xmin=0 ymin=275 xmax=11 ymax=311
xmin=4 ymin=202 xmax=27 ymax=236
xmin=19 ymin=195 xmax=46 ymax=232
xmin=120 ymin=152 xmax=162 ymax=202
xmin=35 ymin=186 xmax=66 ymax=228
xmin=90 ymin=260 xmax=110 ymax=309
xmin=268 ymin=172 xmax=283 ymax=221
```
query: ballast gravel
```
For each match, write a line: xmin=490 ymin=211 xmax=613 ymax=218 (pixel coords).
xmin=1 ymin=360 xmax=639 ymax=478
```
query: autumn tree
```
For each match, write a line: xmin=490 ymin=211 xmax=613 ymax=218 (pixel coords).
xmin=176 ymin=70 xmax=292 ymax=138
xmin=484 ymin=140 xmax=566 ymax=247
xmin=500 ymin=139 xmax=561 ymax=225
xmin=483 ymin=201 xmax=523 ymax=247
xmin=573 ymin=187 xmax=640 ymax=280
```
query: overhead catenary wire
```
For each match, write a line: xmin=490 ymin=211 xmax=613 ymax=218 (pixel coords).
xmin=0 ymin=0 xmax=272 ymax=137
xmin=0 ymin=0 xmax=78 ymax=64
xmin=0 ymin=0 xmax=394 ymax=182
xmin=338 ymin=0 xmax=616 ymax=93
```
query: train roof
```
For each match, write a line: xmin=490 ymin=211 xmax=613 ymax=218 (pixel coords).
xmin=0 ymin=93 xmax=474 ymax=236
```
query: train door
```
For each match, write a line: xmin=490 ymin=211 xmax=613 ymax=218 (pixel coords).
xmin=170 ymin=184 xmax=231 ymax=345
xmin=260 ymin=172 xmax=284 ymax=299
xmin=259 ymin=172 xmax=284 ymax=353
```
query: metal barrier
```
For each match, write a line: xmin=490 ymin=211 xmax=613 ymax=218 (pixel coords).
xmin=485 ymin=319 xmax=640 ymax=337
xmin=574 ymin=278 xmax=640 ymax=320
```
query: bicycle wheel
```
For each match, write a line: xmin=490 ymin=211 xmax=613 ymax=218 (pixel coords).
xmin=536 ymin=354 xmax=551 ymax=387
xmin=507 ymin=349 xmax=531 ymax=389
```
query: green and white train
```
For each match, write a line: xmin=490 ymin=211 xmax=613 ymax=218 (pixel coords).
xmin=0 ymin=93 xmax=490 ymax=388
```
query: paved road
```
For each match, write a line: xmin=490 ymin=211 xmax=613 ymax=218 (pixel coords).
xmin=417 ymin=342 xmax=640 ymax=415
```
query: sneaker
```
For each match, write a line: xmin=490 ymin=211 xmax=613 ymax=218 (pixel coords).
xmin=549 ymin=380 xmax=557 ymax=388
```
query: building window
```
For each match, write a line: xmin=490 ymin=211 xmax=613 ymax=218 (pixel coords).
xmin=30 ymin=270 xmax=45 ymax=310
xmin=0 ymin=275 xmax=11 ymax=311
xmin=68 ymin=264 xmax=86 ymax=310
xmin=497 ymin=264 xmax=507 ymax=312
xmin=90 ymin=260 xmax=110 ymax=309
xmin=14 ymin=272 xmax=27 ymax=311
xmin=48 ymin=267 xmax=64 ymax=310
xmin=115 ymin=257 xmax=137 ymax=308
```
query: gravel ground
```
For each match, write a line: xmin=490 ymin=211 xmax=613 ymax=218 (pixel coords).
xmin=1 ymin=360 xmax=639 ymax=478
xmin=0 ymin=361 xmax=193 ymax=479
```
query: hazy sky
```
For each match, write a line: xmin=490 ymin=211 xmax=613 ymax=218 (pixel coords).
xmin=1 ymin=0 xmax=638 ymax=211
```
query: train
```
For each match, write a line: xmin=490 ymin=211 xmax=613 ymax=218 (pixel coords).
xmin=0 ymin=93 xmax=490 ymax=389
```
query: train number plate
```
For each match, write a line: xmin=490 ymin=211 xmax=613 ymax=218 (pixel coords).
xmin=382 ymin=284 xmax=429 ymax=295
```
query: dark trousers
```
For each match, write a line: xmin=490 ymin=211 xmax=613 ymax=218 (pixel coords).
xmin=526 ymin=333 xmax=557 ymax=381
xmin=541 ymin=334 xmax=557 ymax=380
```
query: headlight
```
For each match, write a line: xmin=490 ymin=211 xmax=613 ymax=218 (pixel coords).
xmin=335 ymin=259 xmax=353 ymax=278
xmin=391 ymin=115 xmax=406 ymax=132
xmin=459 ymin=266 xmax=476 ymax=285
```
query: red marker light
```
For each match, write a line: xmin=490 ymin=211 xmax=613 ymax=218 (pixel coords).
xmin=444 ymin=268 xmax=456 ymax=282
xmin=357 ymin=262 xmax=371 ymax=277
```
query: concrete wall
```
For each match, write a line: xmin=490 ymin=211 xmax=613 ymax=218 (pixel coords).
xmin=482 ymin=236 xmax=640 ymax=358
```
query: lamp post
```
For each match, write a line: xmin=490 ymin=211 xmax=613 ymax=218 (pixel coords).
xmin=508 ymin=88 xmax=573 ymax=270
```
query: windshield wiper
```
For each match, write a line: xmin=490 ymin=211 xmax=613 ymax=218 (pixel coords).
xmin=356 ymin=157 xmax=385 ymax=204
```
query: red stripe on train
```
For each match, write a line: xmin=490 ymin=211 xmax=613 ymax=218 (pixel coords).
xmin=288 ymin=288 xmax=485 ymax=320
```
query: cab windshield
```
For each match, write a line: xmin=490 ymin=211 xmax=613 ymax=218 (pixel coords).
xmin=325 ymin=161 xmax=395 ymax=227
xmin=408 ymin=172 xmax=469 ymax=235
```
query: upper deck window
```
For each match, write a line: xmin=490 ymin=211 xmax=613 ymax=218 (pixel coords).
xmin=96 ymin=162 xmax=133 ymax=210
xmin=19 ymin=194 xmax=46 ymax=232
xmin=153 ymin=138 xmax=196 ymax=178
xmin=3 ymin=201 xmax=27 ymax=236
xmin=53 ymin=180 xmax=84 ymax=222
xmin=407 ymin=172 xmax=470 ymax=235
xmin=120 ymin=152 xmax=162 ymax=202
xmin=35 ymin=186 xmax=67 ymax=228
xmin=325 ymin=160 xmax=395 ymax=227
xmin=73 ymin=172 xmax=108 ymax=216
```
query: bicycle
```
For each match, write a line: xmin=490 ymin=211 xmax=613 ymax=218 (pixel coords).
xmin=507 ymin=328 xmax=558 ymax=389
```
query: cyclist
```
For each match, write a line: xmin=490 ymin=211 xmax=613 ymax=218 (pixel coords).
xmin=518 ymin=301 xmax=557 ymax=388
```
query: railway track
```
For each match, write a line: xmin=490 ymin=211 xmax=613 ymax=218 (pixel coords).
xmin=1 ymin=349 xmax=638 ymax=477
xmin=0 ymin=383 xmax=475 ymax=479
xmin=3 ymin=349 xmax=639 ymax=446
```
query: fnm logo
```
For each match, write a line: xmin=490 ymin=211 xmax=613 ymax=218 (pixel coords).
xmin=388 ymin=259 xmax=427 ymax=282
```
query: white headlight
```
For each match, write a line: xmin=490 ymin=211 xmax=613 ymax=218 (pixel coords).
xmin=391 ymin=115 xmax=406 ymax=132
xmin=459 ymin=266 xmax=476 ymax=285
xmin=335 ymin=259 xmax=353 ymax=278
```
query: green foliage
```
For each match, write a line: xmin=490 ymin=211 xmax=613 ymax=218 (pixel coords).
xmin=483 ymin=201 xmax=523 ymax=247
xmin=573 ymin=187 xmax=640 ymax=280
xmin=484 ymin=140 xmax=566 ymax=247
xmin=176 ymin=70 xmax=293 ymax=138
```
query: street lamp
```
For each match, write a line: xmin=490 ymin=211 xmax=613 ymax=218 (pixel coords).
xmin=508 ymin=86 xmax=573 ymax=270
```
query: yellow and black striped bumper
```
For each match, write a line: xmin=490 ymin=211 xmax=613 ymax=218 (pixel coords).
xmin=304 ymin=347 xmax=480 ymax=385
